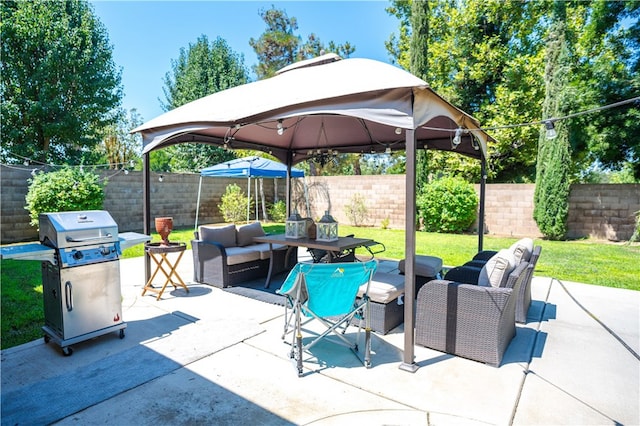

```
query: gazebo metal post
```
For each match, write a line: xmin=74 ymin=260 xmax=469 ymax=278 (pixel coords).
xmin=478 ymin=155 xmax=487 ymax=252
xmin=400 ymin=128 xmax=418 ymax=373
xmin=285 ymin=151 xmax=293 ymax=216
xmin=195 ymin=175 xmax=203 ymax=234
xmin=143 ymin=153 xmax=151 ymax=284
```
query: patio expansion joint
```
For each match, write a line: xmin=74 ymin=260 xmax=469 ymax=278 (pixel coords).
xmin=509 ymin=276 xmax=554 ymax=425
xmin=553 ymin=277 xmax=640 ymax=361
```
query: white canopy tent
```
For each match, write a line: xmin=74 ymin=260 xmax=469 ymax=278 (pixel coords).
xmin=133 ymin=53 xmax=495 ymax=372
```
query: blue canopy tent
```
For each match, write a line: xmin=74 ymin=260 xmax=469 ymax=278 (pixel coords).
xmin=195 ymin=156 xmax=304 ymax=227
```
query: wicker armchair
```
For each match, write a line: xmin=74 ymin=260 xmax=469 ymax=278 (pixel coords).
xmin=415 ymin=261 xmax=528 ymax=366
xmin=444 ymin=245 xmax=542 ymax=324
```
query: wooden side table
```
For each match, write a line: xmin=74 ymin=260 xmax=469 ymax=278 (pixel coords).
xmin=143 ymin=242 xmax=189 ymax=300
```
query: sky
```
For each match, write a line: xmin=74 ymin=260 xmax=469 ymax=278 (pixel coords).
xmin=89 ymin=1 xmax=401 ymax=123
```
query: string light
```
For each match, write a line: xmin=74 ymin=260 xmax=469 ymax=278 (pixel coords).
xmin=544 ymin=121 xmax=557 ymax=139
xmin=421 ymin=96 xmax=640 ymax=135
xmin=452 ymin=128 xmax=463 ymax=149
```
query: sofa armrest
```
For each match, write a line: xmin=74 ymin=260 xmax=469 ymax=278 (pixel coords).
xmin=443 ymin=266 xmax=481 ymax=284
xmin=191 ymin=239 xmax=229 ymax=286
xmin=472 ymin=250 xmax=498 ymax=261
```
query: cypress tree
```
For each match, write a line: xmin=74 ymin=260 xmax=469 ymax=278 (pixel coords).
xmin=533 ymin=1 xmax=572 ymax=240
xmin=409 ymin=0 xmax=431 ymax=190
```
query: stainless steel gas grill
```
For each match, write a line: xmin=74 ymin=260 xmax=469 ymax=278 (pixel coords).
xmin=1 ymin=210 xmax=149 ymax=356
xmin=38 ymin=211 xmax=125 ymax=355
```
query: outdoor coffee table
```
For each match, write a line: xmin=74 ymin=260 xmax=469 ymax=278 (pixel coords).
xmin=143 ymin=242 xmax=189 ymax=300
xmin=254 ymin=234 xmax=374 ymax=288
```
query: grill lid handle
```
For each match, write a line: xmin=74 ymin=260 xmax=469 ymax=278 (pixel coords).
xmin=65 ymin=233 xmax=113 ymax=243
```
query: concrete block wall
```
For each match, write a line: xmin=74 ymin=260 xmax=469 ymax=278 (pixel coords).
xmin=480 ymin=183 xmax=542 ymax=238
xmin=1 ymin=166 xmax=37 ymax=243
xmin=2 ymin=165 xmax=638 ymax=244
xmin=567 ymin=184 xmax=640 ymax=241
xmin=296 ymin=175 xmax=406 ymax=229
xmin=0 ymin=165 xmax=284 ymax=243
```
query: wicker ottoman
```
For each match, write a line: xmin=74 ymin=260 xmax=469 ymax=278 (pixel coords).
xmin=398 ymin=255 xmax=443 ymax=295
xmin=355 ymin=272 xmax=405 ymax=334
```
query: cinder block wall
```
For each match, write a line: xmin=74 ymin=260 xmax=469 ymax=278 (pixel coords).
xmin=479 ymin=183 xmax=542 ymax=238
xmin=567 ymin=184 xmax=640 ymax=241
xmin=2 ymin=165 xmax=638 ymax=244
xmin=294 ymin=175 xmax=406 ymax=229
xmin=0 ymin=166 xmax=283 ymax=243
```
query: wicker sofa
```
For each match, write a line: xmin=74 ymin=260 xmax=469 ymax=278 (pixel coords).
xmin=192 ymin=222 xmax=296 ymax=288
xmin=415 ymin=256 xmax=528 ymax=367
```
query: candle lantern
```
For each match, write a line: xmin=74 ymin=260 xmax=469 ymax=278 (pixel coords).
xmin=285 ymin=210 xmax=307 ymax=239
xmin=316 ymin=210 xmax=338 ymax=242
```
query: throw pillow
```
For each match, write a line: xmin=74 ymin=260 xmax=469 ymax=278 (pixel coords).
xmin=478 ymin=249 xmax=516 ymax=288
xmin=199 ymin=224 xmax=237 ymax=248
xmin=236 ymin=222 xmax=266 ymax=246
xmin=509 ymin=238 xmax=534 ymax=263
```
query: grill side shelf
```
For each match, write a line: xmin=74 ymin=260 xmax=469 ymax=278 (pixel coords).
xmin=0 ymin=243 xmax=57 ymax=265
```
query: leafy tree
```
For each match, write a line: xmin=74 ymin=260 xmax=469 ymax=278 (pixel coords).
xmin=388 ymin=0 xmax=544 ymax=183
xmin=160 ymin=35 xmax=249 ymax=172
xmin=99 ymin=108 xmax=143 ymax=170
xmin=249 ymin=6 xmax=355 ymax=80
xmin=533 ymin=0 xmax=572 ymax=241
xmin=385 ymin=1 xmax=638 ymax=183
xmin=25 ymin=167 xmax=105 ymax=228
xmin=1 ymin=0 xmax=122 ymax=165
xmin=562 ymin=1 xmax=640 ymax=180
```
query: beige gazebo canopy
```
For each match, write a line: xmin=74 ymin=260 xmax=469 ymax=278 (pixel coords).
xmin=133 ymin=53 xmax=495 ymax=371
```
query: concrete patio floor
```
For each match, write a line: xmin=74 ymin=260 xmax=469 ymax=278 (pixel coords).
xmin=1 ymin=249 xmax=638 ymax=425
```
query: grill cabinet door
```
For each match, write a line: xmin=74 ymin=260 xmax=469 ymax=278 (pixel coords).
xmin=58 ymin=261 xmax=123 ymax=339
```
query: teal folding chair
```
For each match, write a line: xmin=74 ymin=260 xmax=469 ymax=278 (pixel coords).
xmin=277 ymin=260 xmax=378 ymax=377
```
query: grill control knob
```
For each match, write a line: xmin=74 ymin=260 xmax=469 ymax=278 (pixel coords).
xmin=72 ymin=250 xmax=83 ymax=260
xmin=100 ymin=246 xmax=111 ymax=256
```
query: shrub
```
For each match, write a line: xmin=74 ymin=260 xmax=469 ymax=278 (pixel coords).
xmin=380 ymin=216 xmax=390 ymax=230
xmin=417 ymin=177 xmax=478 ymax=233
xmin=219 ymin=183 xmax=251 ymax=223
xmin=345 ymin=193 xmax=369 ymax=226
xmin=25 ymin=167 xmax=105 ymax=228
xmin=268 ymin=200 xmax=287 ymax=222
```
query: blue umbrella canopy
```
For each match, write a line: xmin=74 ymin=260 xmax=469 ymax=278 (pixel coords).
xmin=200 ymin=156 xmax=304 ymax=178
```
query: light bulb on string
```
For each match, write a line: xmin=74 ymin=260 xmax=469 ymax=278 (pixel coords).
xmin=544 ymin=120 xmax=557 ymax=139
xmin=451 ymin=128 xmax=463 ymax=149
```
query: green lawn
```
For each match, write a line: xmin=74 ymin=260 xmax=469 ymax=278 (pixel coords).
xmin=2 ymin=224 xmax=638 ymax=349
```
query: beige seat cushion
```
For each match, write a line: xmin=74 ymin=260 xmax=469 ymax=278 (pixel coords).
xmin=199 ymin=224 xmax=237 ymax=248
xmin=478 ymin=249 xmax=516 ymax=288
xmin=224 ymin=246 xmax=261 ymax=266
xmin=236 ymin=222 xmax=266 ymax=247
xmin=398 ymin=255 xmax=443 ymax=278
xmin=358 ymin=272 xmax=405 ymax=304
xmin=252 ymin=243 xmax=287 ymax=260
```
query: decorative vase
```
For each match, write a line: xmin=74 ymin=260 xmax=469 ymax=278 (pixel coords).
xmin=155 ymin=217 xmax=173 ymax=246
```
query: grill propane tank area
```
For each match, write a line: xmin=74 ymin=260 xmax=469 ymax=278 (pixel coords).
xmin=0 ymin=210 xmax=150 ymax=356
